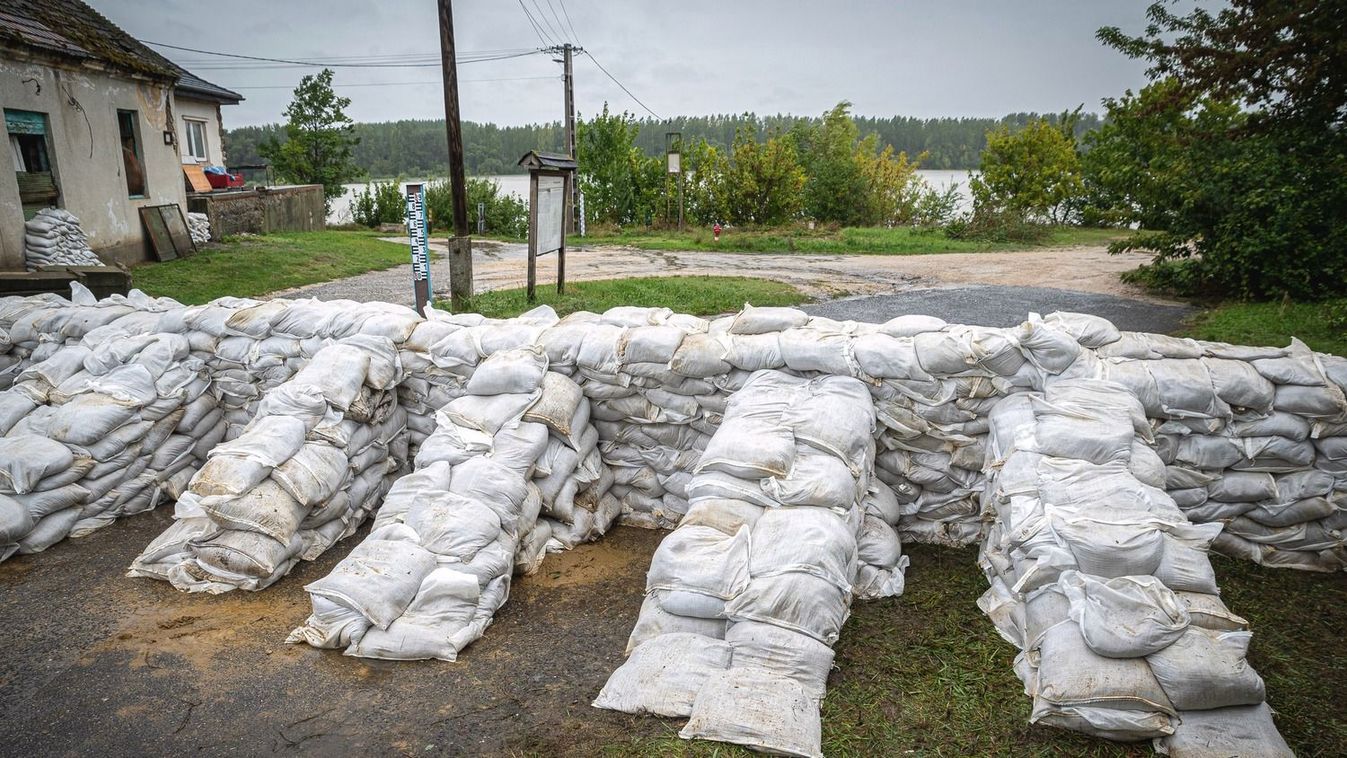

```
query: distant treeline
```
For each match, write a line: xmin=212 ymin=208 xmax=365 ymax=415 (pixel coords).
xmin=223 ymin=111 xmax=1102 ymax=177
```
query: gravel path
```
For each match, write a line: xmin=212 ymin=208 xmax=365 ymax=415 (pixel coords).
xmin=274 ymin=237 xmax=1192 ymax=332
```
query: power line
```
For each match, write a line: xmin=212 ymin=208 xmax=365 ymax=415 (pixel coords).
xmin=515 ymin=0 xmax=553 ymax=46
xmin=556 ymin=0 xmax=582 ymax=44
xmin=530 ymin=0 xmax=565 ymax=44
xmin=582 ymin=50 xmax=662 ymax=120
xmin=142 ymin=40 xmax=541 ymax=68
xmin=543 ymin=0 xmax=571 ymax=43
xmin=230 ymin=75 xmax=559 ymax=90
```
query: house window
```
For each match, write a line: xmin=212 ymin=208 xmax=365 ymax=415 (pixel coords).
xmin=5 ymin=109 xmax=58 ymax=218
xmin=117 ymin=109 xmax=145 ymax=197
xmin=183 ymin=118 xmax=208 ymax=162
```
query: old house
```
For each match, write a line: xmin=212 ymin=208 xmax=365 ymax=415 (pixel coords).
xmin=0 ymin=0 xmax=242 ymax=270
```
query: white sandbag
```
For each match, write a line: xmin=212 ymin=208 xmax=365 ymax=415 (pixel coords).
xmin=345 ymin=567 xmax=481 ymax=661
xmin=1146 ymin=628 xmax=1265 ymax=711
xmin=646 ymin=524 xmax=750 ymax=601
xmin=679 ymin=668 xmax=822 ymax=758
xmin=1155 ymin=703 xmax=1293 ymax=757
xmin=592 ymin=632 xmax=732 ymax=717
xmin=1058 ymin=571 xmax=1189 ymax=658
xmin=0 ymin=435 xmax=74 ymax=494
xmin=304 ymin=525 xmax=438 ymax=629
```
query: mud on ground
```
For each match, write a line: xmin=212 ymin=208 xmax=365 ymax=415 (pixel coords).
xmin=0 ymin=510 xmax=681 ymax=756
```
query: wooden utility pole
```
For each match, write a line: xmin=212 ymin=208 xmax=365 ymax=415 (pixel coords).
xmin=437 ymin=0 xmax=472 ymax=311
xmin=562 ymin=43 xmax=580 ymax=235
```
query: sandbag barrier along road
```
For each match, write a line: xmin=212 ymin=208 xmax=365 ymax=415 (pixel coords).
xmin=2 ymin=286 xmax=1343 ymax=755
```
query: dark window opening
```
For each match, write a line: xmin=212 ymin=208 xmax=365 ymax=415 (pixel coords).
xmin=6 ymin=108 xmax=58 ymax=218
xmin=118 ymin=109 xmax=145 ymax=197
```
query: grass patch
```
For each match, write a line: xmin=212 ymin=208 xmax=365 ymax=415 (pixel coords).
xmin=580 ymin=225 xmax=1123 ymax=255
xmin=442 ymin=276 xmax=807 ymax=319
xmin=605 ymin=544 xmax=1346 ymax=756
xmin=1182 ymin=299 xmax=1347 ymax=355
xmin=130 ymin=230 xmax=407 ymax=304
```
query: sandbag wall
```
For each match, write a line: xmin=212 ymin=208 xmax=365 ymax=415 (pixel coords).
xmin=1088 ymin=333 xmax=1347 ymax=572
xmin=525 ymin=304 xmax=1070 ymax=549
xmin=595 ymin=371 xmax=906 ymax=758
xmin=128 ymin=336 xmax=409 ymax=592
xmin=0 ymin=331 xmax=209 ymax=558
xmin=978 ymin=379 xmax=1292 ymax=755
xmin=288 ymin=348 xmax=619 ymax=660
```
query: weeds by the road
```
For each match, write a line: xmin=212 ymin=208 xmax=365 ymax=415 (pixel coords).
xmin=443 ymin=276 xmax=806 ymax=319
xmin=607 ymin=544 xmax=1346 ymax=757
xmin=582 ymin=225 xmax=1123 ymax=255
xmin=131 ymin=231 xmax=405 ymax=304
xmin=1182 ymin=298 xmax=1347 ymax=356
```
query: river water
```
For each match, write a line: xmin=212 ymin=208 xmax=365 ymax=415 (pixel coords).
xmin=329 ymin=170 xmax=976 ymax=225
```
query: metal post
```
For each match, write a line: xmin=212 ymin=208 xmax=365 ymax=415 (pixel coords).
xmin=437 ymin=0 xmax=472 ymax=312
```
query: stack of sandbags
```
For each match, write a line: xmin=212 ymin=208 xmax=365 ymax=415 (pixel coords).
xmin=179 ymin=298 xmax=422 ymax=440
xmin=396 ymin=306 xmax=560 ymax=450
xmin=1087 ymin=334 xmax=1347 ymax=572
xmin=288 ymin=348 xmax=617 ymax=660
xmin=23 ymin=208 xmax=103 ymax=269
xmin=595 ymin=371 xmax=903 ymax=758
xmin=128 ymin=336 xmax=408 ymax=592
xmin=186 ymin=211 xmax=210 ymax=245
xmin=0 ymin=286 xmax=182 ymax=389
xmin=977 ymin=378 xmax=1290 ymax=754
xmin=0 ymin=328 xmax=210 ymax=558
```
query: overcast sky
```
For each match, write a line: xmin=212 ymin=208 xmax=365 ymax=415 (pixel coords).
xmin=93 ymin=0 xmax=1159 ymax=128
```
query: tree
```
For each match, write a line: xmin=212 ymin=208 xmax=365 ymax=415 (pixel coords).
xmin=576 ymin=104 xmax=663 ymax=226
xmin=718 ymin=126 xmax=806 ymax=225
xmin=802 ymin=103 xmax=869 ymax=225
xmin=969 ymin=118 xmax=1083 ymax=224
xmin=1093 ymin=1 xmax=1347 ymax=299
xmin=259 ymin=69 xmax=362 ymax=209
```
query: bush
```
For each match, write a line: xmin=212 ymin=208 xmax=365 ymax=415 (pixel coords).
xmin=944 ymin=208 xmax=1050 ymax=244
xmin=970 ymin=118 xmax=1083 ymax=224
xmin=424 ymin=177 xmax=527 ymax=238
xmin=350 ymin=180 xmax=405 ymax=227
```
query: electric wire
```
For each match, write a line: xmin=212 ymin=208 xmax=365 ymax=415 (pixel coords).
xmin=582 ymin=50 xmax=661 ymax=119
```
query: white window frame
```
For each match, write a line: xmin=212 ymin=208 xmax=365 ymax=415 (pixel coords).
xmin=183 ymin=118 xmax=209 ymax=163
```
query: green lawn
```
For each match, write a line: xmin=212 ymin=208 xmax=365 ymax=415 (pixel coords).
xmin=580 ymin=225 xmax=1123 ymax=255
xmin=131 ymin=230 xmax=407 ymax=304
xmin=1182 ymin=299 xmax=1347 ymax=356
xmin=608 ymin=544 xmax=1346 ymax=757
xmin=443 ymin=275 xmax=807 ymax=319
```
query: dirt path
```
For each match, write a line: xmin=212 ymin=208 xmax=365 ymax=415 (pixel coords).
xmin=275 ymin=239 xmax=1176 ymax=307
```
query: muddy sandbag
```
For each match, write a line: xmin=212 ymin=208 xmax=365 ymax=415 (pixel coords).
xmin=679 ymin=667 xmax=822 ymax=758
xmin=1058 ymin=571 xmax=1189 ymax=658
xmin=1146 ymin=628 xmax=1266 ymax=711
xmin=593 ymin=632 xmax=732 ymax=717
xmin=304 ymin=525 xmax=438 ymax=629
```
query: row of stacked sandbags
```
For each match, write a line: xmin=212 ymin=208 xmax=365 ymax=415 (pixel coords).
xmin=0 ymin=329 xmax=209 ymax=559
xmin=127 ymin=336 xmax=409 ymax=592
xmin=287 ymin=348 xmax=619 ymax=659
xmin=595 ymin=371 xmax=906 ymax=758
xmin=0 ymin=287 xmax=182 ymax=390
xmin=179 ymin=298 xmax=422 ymax=441
xmin=977 ymin=379 xmax=1291 ymax=755
xmin=23 ymin=208 xmax=103 ymax=269
xmin=1078 ymin=333 xmax=1347 ymax=572
xmin=518 ymin=305 xmax=1054 ymax=547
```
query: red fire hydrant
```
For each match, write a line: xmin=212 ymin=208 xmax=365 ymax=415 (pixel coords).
xmin=713 ymin=223 xmax=722 ymax=243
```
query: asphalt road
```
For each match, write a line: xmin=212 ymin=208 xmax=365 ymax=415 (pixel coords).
xmin=803 ymin=284 xmax=1193 ymax=334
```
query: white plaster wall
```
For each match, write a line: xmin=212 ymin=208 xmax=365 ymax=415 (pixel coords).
xmin=0 ymin=57 xmax=188 ymax=269
xmin=174 ymin=96 xmax=226 ymax=166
